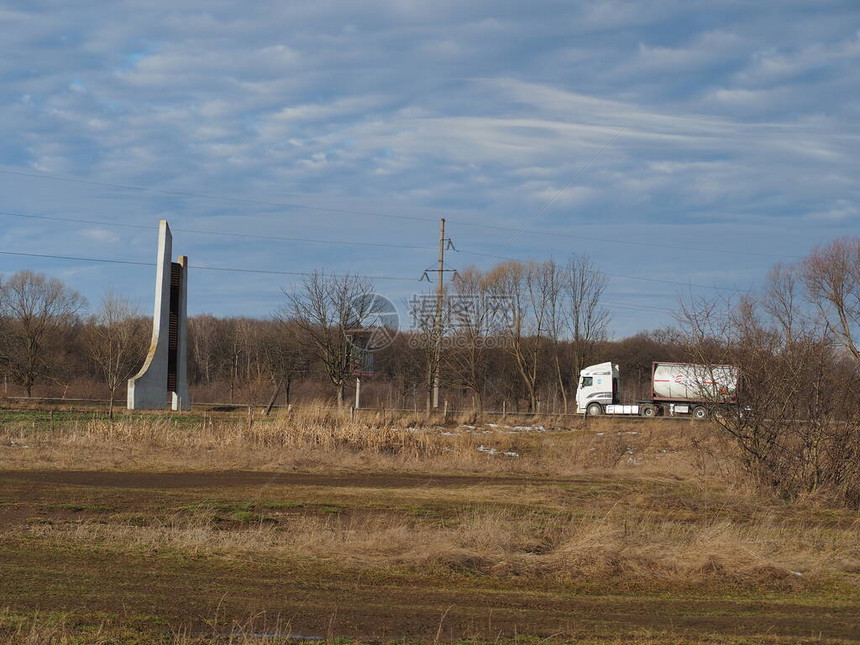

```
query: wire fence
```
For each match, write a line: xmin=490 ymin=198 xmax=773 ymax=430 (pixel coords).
xmin=0 ymin=395 xmax=698 ymax=423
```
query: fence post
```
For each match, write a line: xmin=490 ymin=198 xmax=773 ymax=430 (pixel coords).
xmin=354 ymin=377 xmax=361 ymax=410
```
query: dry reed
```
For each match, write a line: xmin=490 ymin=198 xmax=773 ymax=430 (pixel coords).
xmin=1 ymin=411 xmax=710 ymax=477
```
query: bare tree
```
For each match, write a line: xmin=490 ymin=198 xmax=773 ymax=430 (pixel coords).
xmin=0 ymin=271 xmax=86 ymax=397
xmin=0 ymin=275 xmax=7 ymax=392
xmin=260 ymin=319 xmax=308 ymax=413
xmin=564 ymin=254 xmax=610 ymax=381
xmin=542 ymin=260 xmax=569 ymax=412
xmin=279 ymin=272 xmax=375 ymax=407
xmin=188 ymin=314 xmax=219 ymax=385
xmin=234 ymin=317 xmax=267 ymax=404
xmin=485 ymin=260 xmax=553 ymax=412
xmin=483 ymin=257 xmax=608 ymax=413
xmin=676 ymin=274 xmax=860 ymax=506
xmin=85 ymin=291 xmax=147 ymax=418
xmin=802 ymin=237 xmax=860 ymax=367
xmin=406 ymin=286 xmax=440 ymax=412
xmin=443 ymin=266 xmax=494 ymax=411
xmin=220 ymin=319 xmax=244 ymax=404
xmin=763 ymin=262 xmax=801 ymax=345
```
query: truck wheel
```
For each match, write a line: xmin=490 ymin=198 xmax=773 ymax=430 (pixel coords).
xmin=586 ymin=403 xmax=603 ymax=416
xmin=640 ymin=405 xmax=656 ymax=418
xmin=692 ymin=406 xmax=709 ymax=420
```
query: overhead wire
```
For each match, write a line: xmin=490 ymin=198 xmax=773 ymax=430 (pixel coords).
xmin=0 ymin=249 xmax=680 ymax=315
xmin=0 ymin=250 xmax=420 ymax=282
xmin=0 ymin=167 xmax=437 ymax=222
xmin=0 ymin=210 xmax=436 ymax=251
xmin=453 ymin=248 xmax=745 ymax=293
xmin=0 ymin=166 xmax=798 ymax=259
xmin=0 ymin=208 xmax=756 ymax=294
xmin=601 ymin=299 xmax=676 ymax=313
xmin=0 ymin=207 xmax=745 ymax=313
xmin=0 ymin=252 xmax=670 ymax=321
xmin=0 ymin=165 xmax=774 ymax=318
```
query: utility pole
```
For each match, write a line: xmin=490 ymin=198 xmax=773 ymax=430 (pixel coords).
xmin=433 ymin=218 xmax=445 ymax=410
xmin=421 ymin=218 xmax=457 ymax=411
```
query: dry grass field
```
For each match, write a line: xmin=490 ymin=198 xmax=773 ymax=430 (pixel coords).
xmin=0 ymin=405 xmax=858 ymax=643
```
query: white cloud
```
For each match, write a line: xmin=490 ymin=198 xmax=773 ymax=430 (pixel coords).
xmin=81 ymin=228 xmax=121 ymax=244
xmin=0 ymin=0 xmax=857 ymax=335
xmin=738 ymin=32 xmax=860 ymax=85
xmin=806 ymin=200 xmax=859 ymax=221
xmin=629 ymin=31 xmax=747 ymax=73
xmin=708 ymin=87 xmax=780 ymax=108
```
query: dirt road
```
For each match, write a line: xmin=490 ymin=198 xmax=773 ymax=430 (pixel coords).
xmin=2 ymin=468 xmax=858 ymax=643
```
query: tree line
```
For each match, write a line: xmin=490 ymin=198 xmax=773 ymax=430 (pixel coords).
xmin=0 ymin=242 xmax=858 ymax=418
xmin=0 ymin=255 xmax=627 ymax=412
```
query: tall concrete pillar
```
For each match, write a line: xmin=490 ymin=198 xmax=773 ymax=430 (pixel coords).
xmin=127 ymin=220 xmax=191 ymax=410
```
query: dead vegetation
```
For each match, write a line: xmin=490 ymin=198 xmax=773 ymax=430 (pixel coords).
xmin=21 ymin=501 xmax=859 ymax=593
xmin=1 ymin=409 xmax=859 ymax=644
xmin=0 ymin=404 xmax=712 ymax=475
xmin=3 ymin=410 xmax=858 ymax=591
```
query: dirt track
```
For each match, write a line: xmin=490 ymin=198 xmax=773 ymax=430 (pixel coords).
xmin=5 ymin=535 xmax=859 ymax=642
xmin=2 ymin=468 xmax=859 ymax=642
xmin=0 ymin=469 xmax=571 ymax=490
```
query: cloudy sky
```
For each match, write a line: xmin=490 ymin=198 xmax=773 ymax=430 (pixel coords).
xmin=1 ymin=0 xmax=857 ymax=337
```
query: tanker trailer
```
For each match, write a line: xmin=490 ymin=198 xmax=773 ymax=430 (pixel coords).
xmin=576 ymin=361 xmax=738 ymax=419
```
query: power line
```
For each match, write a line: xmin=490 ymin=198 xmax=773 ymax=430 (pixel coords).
xmin=178 ymin=227 xmax=432 ymax=250
xmin=0 ymin=166 xmax=798 ymax=260
xmin=0 ymin=208 xmax=747 ymax=296
xmin=0 ymin=250 xmax=152 ymax=267
xmin=603 ymin=273 xmax=743 ymax=293
xmin=454 ymin=248 xmax=743 ymax=292
xmin=0 ymin=206 xmax=779 ymax=269
xmin=195 ymin=266 xmax=412 ymax=281
xmin=602 ymin=299 xmax=675 ymax=314
xmin=235 ymin=128 xmax=386 ymax=276
xmin=0 ymin=167 xmax=437 ymax=223
xmin=0 ymin=210 xmax=151 ymax=231
xmin=469 ymin=225 xmax=794 ymax=259
xmin=0 ymin=249 xmax=420 ymax=282
xmin=0 ymin=251 xmax=679 ymax=315
xmin=0 ymin=210 xmax=435 ymax=251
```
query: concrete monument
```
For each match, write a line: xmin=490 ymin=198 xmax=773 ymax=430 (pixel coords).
xmin=127 ymin=220 xmax=190 ymax=410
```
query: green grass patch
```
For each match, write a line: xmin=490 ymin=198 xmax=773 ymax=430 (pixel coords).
xmin=232 ymin=509 xmax=278 ymax=523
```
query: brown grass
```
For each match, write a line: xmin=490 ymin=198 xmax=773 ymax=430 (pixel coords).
xmin=3 ymin=407 xmax=859 ymax=643
xmin=19 ymin=500 xmax=858 ymax=594
xmin=0 ymin=407 xmax=720 ymax=479
xmin=0 ymin=610 xmax=299 ymax=645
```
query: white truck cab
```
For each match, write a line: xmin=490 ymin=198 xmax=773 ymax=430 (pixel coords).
xmin=575 ymin=362 xmax=619 ymax=415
